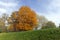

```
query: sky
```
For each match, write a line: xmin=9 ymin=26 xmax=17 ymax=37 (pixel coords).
xmin=0 ymin=0 xmax=60 ymax=26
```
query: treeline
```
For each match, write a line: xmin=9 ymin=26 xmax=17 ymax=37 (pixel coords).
xmin=0 ymin=6 xmax=58 ymax=32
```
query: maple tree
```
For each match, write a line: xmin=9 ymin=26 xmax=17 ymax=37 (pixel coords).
xmin=10 ymin=6 xmax=37 ymax=31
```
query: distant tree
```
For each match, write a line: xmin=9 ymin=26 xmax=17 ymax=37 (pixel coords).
xmin=0 ymin=18 xmax=5 ymax=32
xmin=0 ymin=13 xmax=8 ymax=32
xmin=39 ymin=16 xmax=48 ymax=26
xmin=42 ymin=21 xmax=56 ymax=29
xmin=1 ymin=13 xmax=8 ymax=32
xmin=2 ymin=13 xmax=8 ymax=22
xmin=34 ymin=15 xmax=48 ymax=30
xmin=10 ymin=6 xmax=37 ymax=31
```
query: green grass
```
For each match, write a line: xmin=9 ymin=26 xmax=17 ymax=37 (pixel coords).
xmin=0 ymin=28 xmax=60 ymax=40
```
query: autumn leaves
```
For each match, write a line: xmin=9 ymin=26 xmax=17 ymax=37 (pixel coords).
xmin=8 ymin=6 xmax=37 ymax=31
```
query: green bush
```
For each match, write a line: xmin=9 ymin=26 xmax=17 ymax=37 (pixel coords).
xmin=0 ymin=28 xmax=60 ymax=40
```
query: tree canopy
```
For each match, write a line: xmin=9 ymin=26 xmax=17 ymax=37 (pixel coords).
xmin=10 ymin=6 xmax=37 ymax=31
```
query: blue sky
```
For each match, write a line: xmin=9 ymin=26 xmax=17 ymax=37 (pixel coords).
xmin=0 ymin=0 xmax=60 ymax=26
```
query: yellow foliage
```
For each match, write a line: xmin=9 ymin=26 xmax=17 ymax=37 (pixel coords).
xmin=10 ymin=6 xmax=37 ymax=31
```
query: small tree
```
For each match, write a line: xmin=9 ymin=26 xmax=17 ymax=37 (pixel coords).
xmin=42 ymin=21 xmax=56 ymax=29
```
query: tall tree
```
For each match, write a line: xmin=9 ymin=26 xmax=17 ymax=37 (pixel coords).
xmin=10 ymin=6 xmax=37 ymax=31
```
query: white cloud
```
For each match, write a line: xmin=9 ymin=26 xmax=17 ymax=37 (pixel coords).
xmin=0 ymin=8 xmax=7 ymax=13
xmin=0 ymin=0 xmax=19 ymax=15
xmin=0 ymin=1 xmax=18 ymax=7
xmin=45 ymin=0 xmax=60 ymax=26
